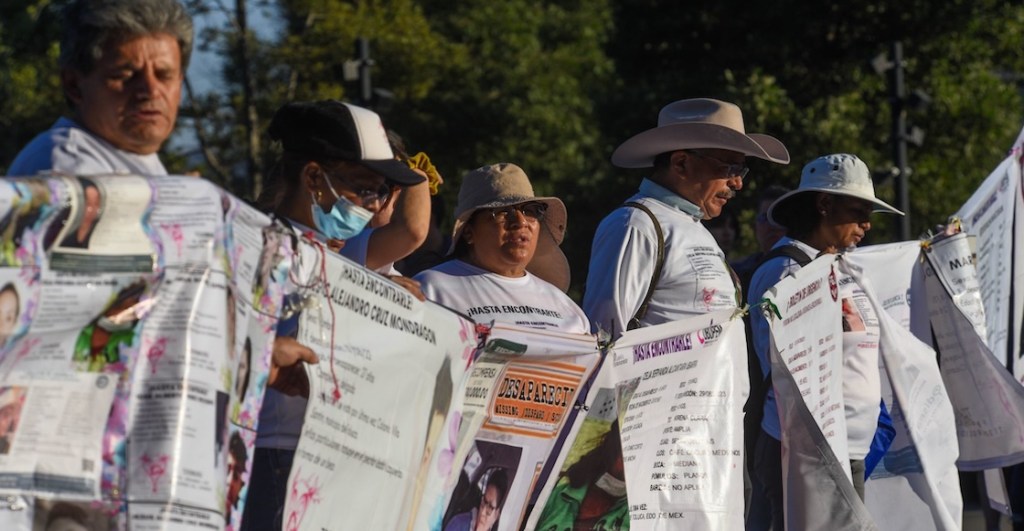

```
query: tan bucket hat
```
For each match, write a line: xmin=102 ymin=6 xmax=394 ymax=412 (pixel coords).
xmin=448 ymin=163 xmax=570 ymax=292
xmin=611 ymin=98 xmax=790 ymax=168
xmin=768 ymin=153 xmax=903 ymax=225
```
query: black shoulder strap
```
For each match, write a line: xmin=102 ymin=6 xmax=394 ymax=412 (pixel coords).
xmin=754 ymin=245 xmax=812 ymax=271
xmin=622 ymin=201 xmax=664 ymax=330
xmin=743 ymin=243 xmax=813 ymax=412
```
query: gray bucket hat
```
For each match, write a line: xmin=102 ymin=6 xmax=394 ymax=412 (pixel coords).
xmin=768 ymin=153 xmax=903 ymax=225
xmin=448 ymin=163 xmax=570 ymax=292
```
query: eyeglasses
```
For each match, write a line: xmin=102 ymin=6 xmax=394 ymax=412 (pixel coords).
xmin=684 ymin=150 xmax=749 ymax=180
xmin=325 ymin=170 xmax=393 ymax=205
xmin=480 ymin=497 xmax=500 ymax=514
xmin=488 ymin=202 xmax=547 ymax=224
xmin=351 ymin=183 xmax=393 ymax=205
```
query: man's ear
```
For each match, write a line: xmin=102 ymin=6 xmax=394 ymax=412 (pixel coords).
xmin=670 ymin=150 xmax=689 ymax=176
xmin=60 ymin=68 xmax=84 ymax=108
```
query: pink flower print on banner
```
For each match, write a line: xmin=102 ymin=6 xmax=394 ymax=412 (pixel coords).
xmin=284 ymin=467 xmax=322 ymax=531
xmin=457 ymin=321 xmax=478 ymax=368
xmin=2 ymin=337 xmax=40 ymax=379
xmin=146 ymin=337 xmax=168 ymax=375
xmin=701 ymin=287 xmax=717 ymax=312
xmin=162 ymin=223 xmax=184 ymax=258
xmin=437 ymin=412 xmax=461 ymax=478
xmin=140 ymin=453 xmax=170 ymax=494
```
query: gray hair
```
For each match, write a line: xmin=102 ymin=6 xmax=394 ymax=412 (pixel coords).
xmin=59 ymin=0 xmax=194 ymax=74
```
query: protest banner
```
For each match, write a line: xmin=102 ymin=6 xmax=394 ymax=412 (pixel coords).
xmin=526 ymin=360 xmax=630 ymax=530
xmin=595 ymin=308 xmax=747 ymax=530
xmin=956 ymin=134 xmax=1024 ymax=382
xmin=760 ymin=255 xmax=875 ymax=531
xmin=0 ymin=176 xmax=292 ymax=531
xmin=428 ymin=323 xmax=599 ymax=531
xmin=279 ymin=240 xmax=476 ymax=531
xmin=921 ymin=232 xmax=1024 ymax=471
xmin=845 ymin=241 xmax=929 ymax=341
xmin=847 ymin=265 xmax=962 ymax=531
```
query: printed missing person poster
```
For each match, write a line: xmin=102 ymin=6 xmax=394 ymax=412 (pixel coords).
xmin=284 ymin=243 xmax=476 ymax=531
xmin=921 ymin=232 xmax=1024 ymax=470
xmin=761 ymin=256 xmax=874 ymax=531
xmin=431 ymin=324 xmax=599 ymax=531
xmin=48 ymin=176 xmax=156 ymax=273
xmin=956 ymin=148 xmax=1024 ymax=382
xmin=605 ymin=308 xmax=747 ymax=530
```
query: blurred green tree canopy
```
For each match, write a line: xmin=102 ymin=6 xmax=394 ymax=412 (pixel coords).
xmin=1 ymin=0 xmax=1022 ymax=294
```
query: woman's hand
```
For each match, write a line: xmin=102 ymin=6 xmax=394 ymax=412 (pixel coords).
xmin=387 ymin=275 xmax=426 ymax=302
xmin=268 ymin=337 xmax=319 ymax=397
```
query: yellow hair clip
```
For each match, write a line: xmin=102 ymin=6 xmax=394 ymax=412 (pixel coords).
xmin=407 ymin=152 xmax=443 ymax=195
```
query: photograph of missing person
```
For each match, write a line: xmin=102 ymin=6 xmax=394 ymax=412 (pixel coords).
xmin=406 ymin=357 xmax=455 ymax=529
xmin=442 ymin=440 xmax=521 ymax=531
xmin=73 ymin=280 xmax=147 ymax=372
xmin=1 ymin=179 xmax=56 ymax=263
xmin=58 ymin=178 xmax=103 ymax=250
xmin=34 ymin=499 xmax=115 ymax=531
xmin=0 ymin=282 xmax=21 ymax=345
xmin=253 ymin=229 xmax=285 ymax=302
xmin=226 ymin=430 xmax=248 ymax=523
xmin=535 ymin=388 xmax=628 ymax=530
xmin=231 ymin=337 xmax=253 ymax=425
xmin=215 ymin=391 xmax=230 ymax=468
xmin=841 ymin=297 xmax=867 ymax=332
xmin=236 ymin=337 xmax=252 ymax=402
xmin=0 ymin=386 xmax=27 ymax=455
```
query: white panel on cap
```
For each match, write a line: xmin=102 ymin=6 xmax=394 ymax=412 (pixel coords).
xmin=344 ymin=103 xmax=395 ymax=160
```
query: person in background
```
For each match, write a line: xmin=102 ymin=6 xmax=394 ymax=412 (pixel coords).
xmin=703 ymin=204 xmax=739 ymax=259
xmin=7 ymin=0 xmax=191 ymax=176
xmin=731 ymin=185 xmax=790 ymax=296
xmin=583 ymin=98 xmax=789 ymax=337
xmin=414 ymin=163 xmax=589 ymax=334
xmin=747 ymin=154 xmax=901 ymax=530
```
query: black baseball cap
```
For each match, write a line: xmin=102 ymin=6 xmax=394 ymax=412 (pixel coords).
xmin=268 ymin=100 xmax=424 ymax=186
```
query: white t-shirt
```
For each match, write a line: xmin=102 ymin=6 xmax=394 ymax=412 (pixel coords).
xmin=415 ymin=259 xmax=590 ymax=334
xmin=584 ymin=186 xmax=739 ymax=336
xmin=7 ymin=117 xmax=167 ymax=176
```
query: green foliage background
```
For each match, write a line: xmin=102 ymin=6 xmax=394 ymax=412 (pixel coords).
xmin=2 ymin=0 xmax=1022 ymax=295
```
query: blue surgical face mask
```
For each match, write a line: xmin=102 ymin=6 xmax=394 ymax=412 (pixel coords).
xmin=310 ymin=179 xmax=373 ymax=240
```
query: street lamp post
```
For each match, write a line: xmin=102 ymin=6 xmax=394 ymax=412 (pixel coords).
xmin=872 ymin=41 xmax=929 ymax=241
xmin=890 ymin=42 xmax=911 ymax=241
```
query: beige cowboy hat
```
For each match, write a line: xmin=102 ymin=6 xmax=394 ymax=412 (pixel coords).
xmin=768 ymin=153 xmax=903 ymax=225
xmin=611 ymin=98 xmax=791 ymax=168
xmin=448 ymin=163 xmax=570 ymax=292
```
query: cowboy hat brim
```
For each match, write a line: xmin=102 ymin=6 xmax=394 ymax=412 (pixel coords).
xmin=611 ymin=123 xmax=791 ymax=168
xmin=447 ymin=196 xmax=571 ymax=292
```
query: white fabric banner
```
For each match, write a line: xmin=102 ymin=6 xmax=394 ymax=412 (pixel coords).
xmin=846 ymin=264 xmax=963 ymax=531
xmin=284 ymin=243 xmax=475 ymax=531
xmin=607 ymin=309 xmax=747 ymax=530
xmin=762 ymin=255 xmax=875 ymax=531
xmin=922 ymin=233 xmax=1024 ymax=470
xmin=845 ymin=241 xmax=929 ymax=340
xmin=956 ymin=139 xmax=1024 ymax=382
